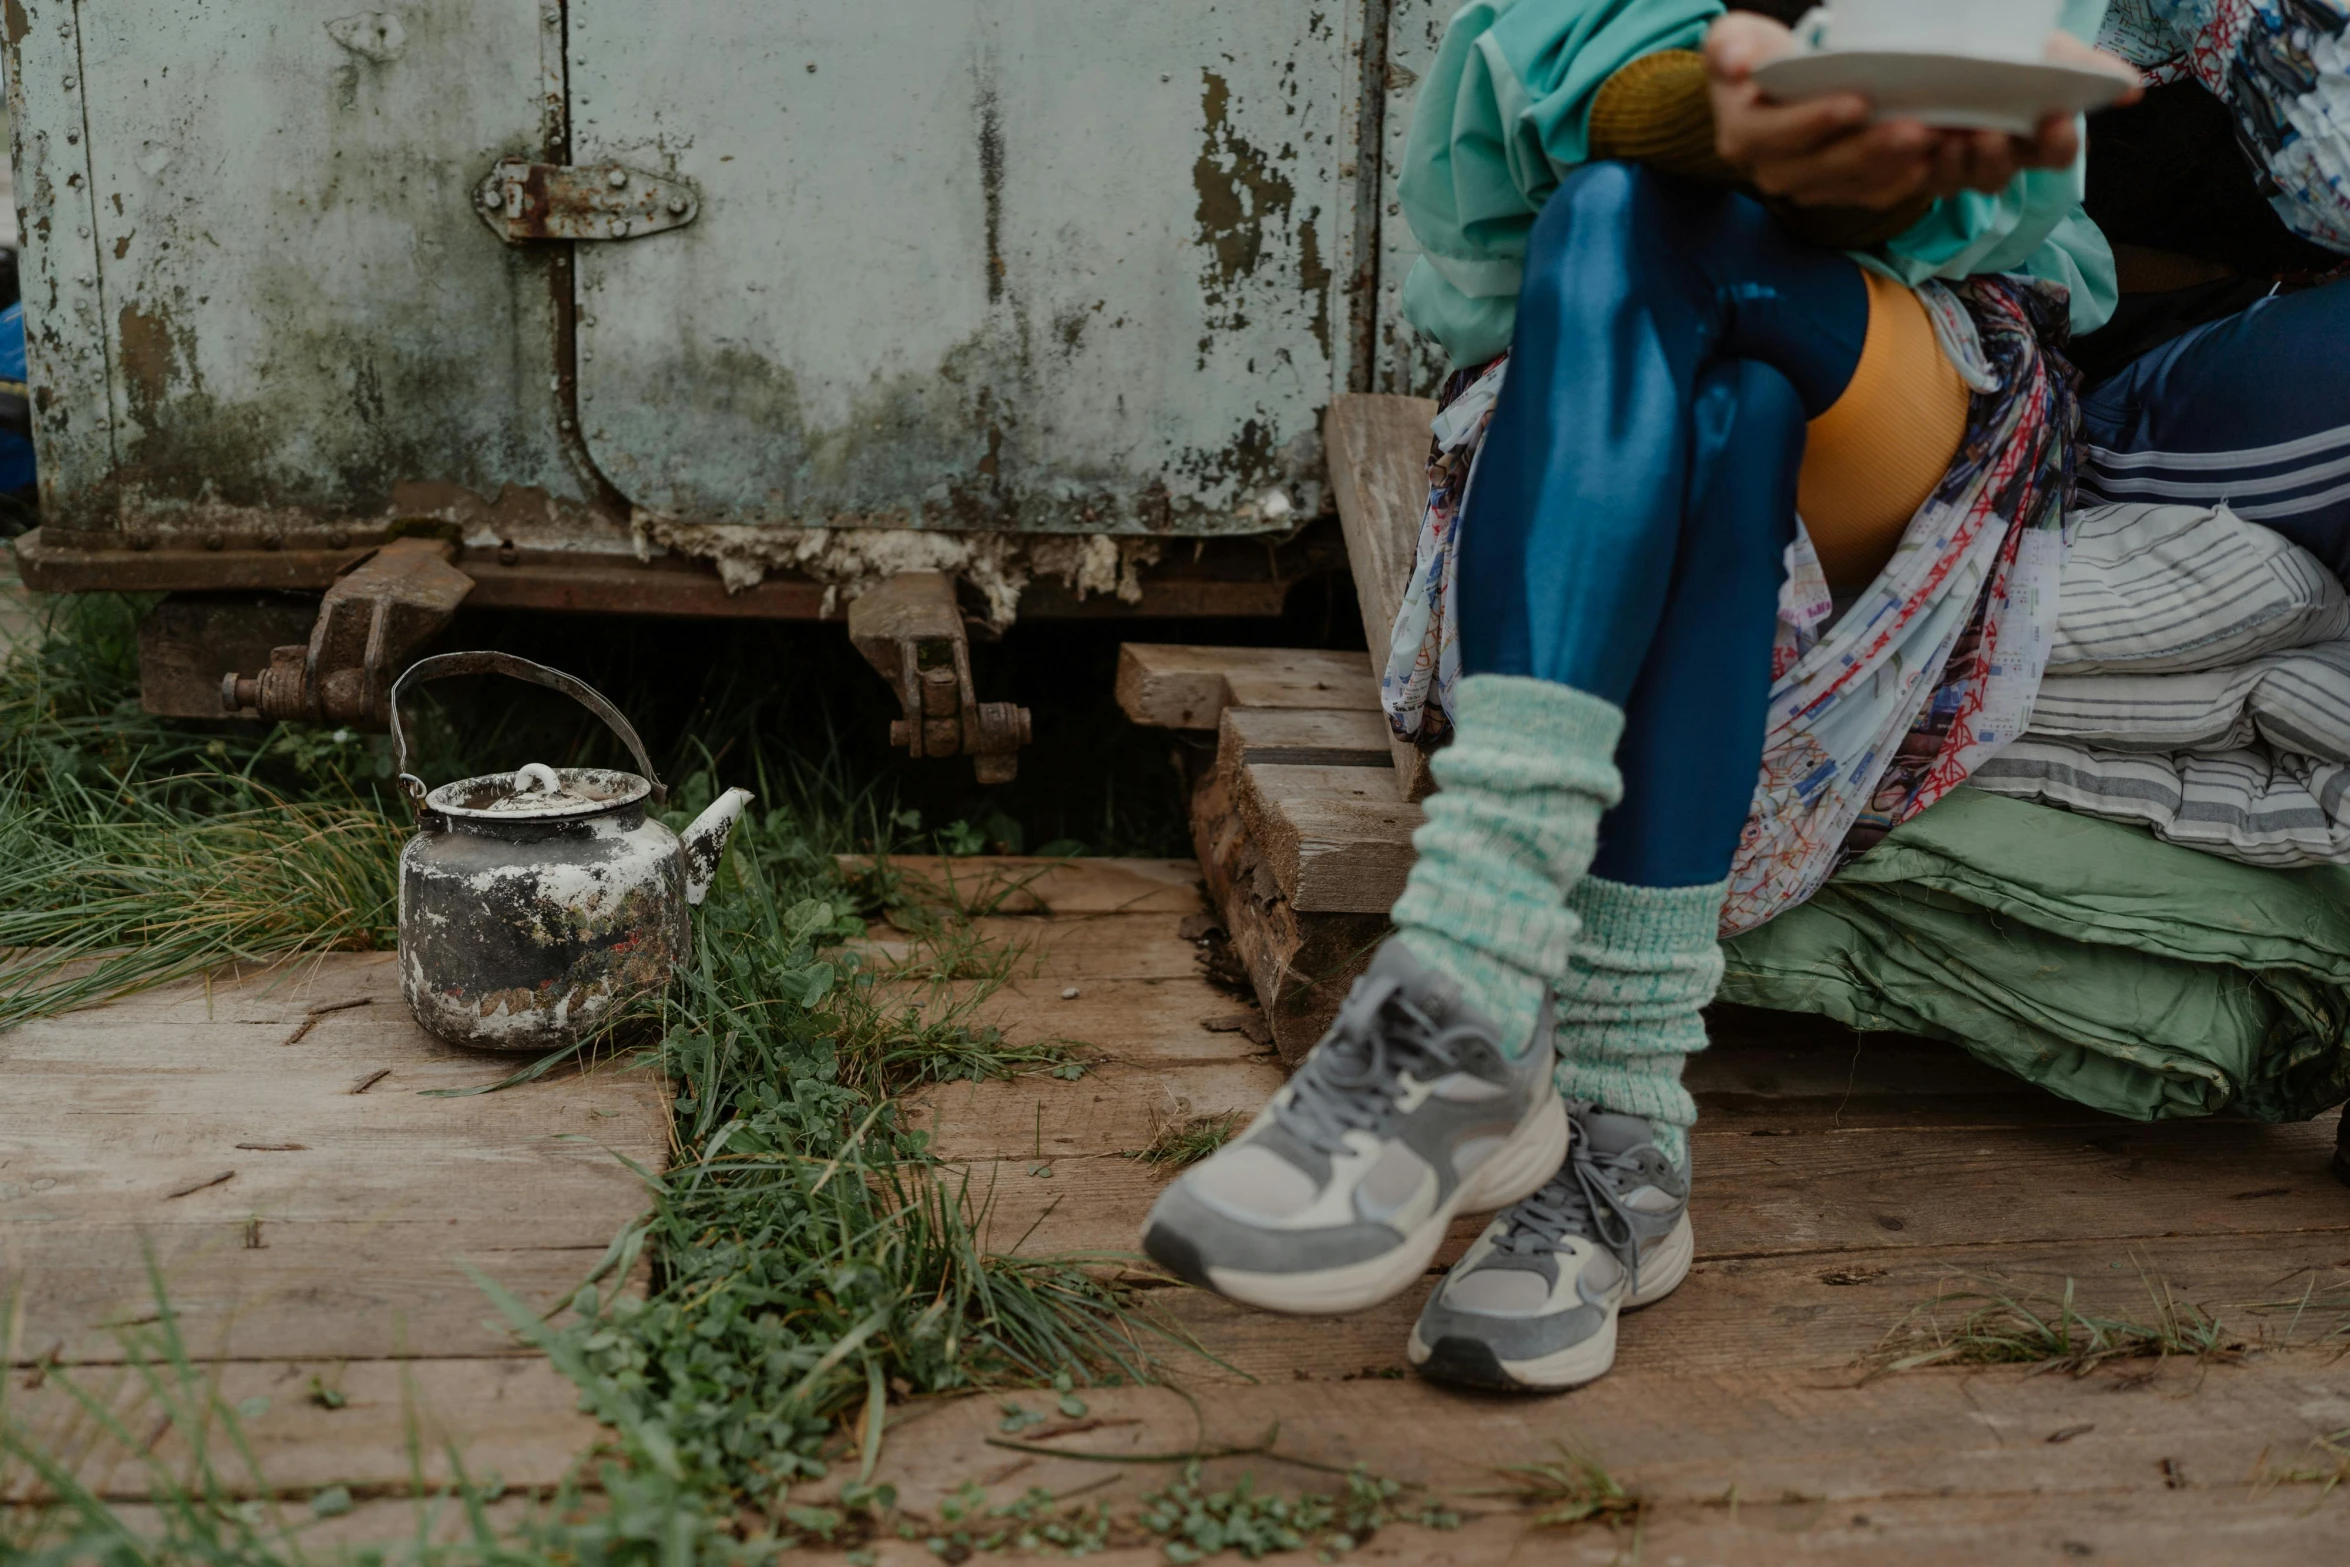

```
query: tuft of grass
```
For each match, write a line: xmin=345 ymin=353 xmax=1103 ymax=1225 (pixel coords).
xmin=1483 ymin=1447 xmax=1645 ymax=1531
xmin=0 ymin=776 xmax=401 ymax=1028
xmin=1868 ymin=1269 xmax=2245 ymax=1378
xmin=2256 ymin=1428 xmax=2350 ymax=1502
xmin=1125 ymin=1111 xmax=1246 ymax=1169
xmin=1131 ymin=1461 xmax=1458 ymax=1562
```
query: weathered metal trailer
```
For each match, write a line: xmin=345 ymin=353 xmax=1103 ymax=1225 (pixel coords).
xmin=2 ymin=0 xmax=1454 ymax=772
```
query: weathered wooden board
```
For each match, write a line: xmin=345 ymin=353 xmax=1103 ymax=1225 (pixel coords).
xmin=1190 ymin=763 xmax=1390 ymax=1063
xmin=1116 ymin=645 xmax=1380 ymax=731
xmin=1218 ymin=706 xmax=1395 ymax=769
xmin=2 ymin=954 xmax=667 ymax=1366
xmin=827 ymin=1360 xmax=2350 ymax=1512
xmin=1226 ymin=757 xmax=1423 ymax=914
xmin=5 ymin=1357 xmax=600 ymax=1502
xmin=1324 ymin=393 xmax=1441 ymax=800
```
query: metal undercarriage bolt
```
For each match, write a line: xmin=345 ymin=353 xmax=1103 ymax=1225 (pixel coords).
xmin=847 ymin=571 xmax=1033 ymax=784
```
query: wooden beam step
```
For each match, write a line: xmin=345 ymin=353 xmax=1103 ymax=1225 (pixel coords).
xmin=1224 ymin=736 xmax=1421 ymax=916
xmin=1115 ymin=644 xmax=1379 ymax=731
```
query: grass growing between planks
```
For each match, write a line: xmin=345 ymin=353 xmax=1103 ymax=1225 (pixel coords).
xmin=1478 ymin=1448 xmax=1645 ymax=1532
xmin=534 ymin=783 xmax=1172 ymax=1516
xmin=1867 ymin=1269 xmax=2246 ymax=1378
xmin=1124 ymin=1112 xmax=1247 ymax=1170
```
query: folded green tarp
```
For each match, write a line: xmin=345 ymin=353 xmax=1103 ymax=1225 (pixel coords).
xmin=1720 ymin=788 xmax=2350 ymax=1123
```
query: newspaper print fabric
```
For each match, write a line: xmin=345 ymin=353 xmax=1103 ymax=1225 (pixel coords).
xmin=2099 ymin=0 xmax=2350 ymax=252
xmin=1379 ymin=359 xmax=1506 ymax=744
xmin=1725 ymin=279 xmax=2076 ymax=933
xmin=1382 ymin=278 xmax=2078 ymax=938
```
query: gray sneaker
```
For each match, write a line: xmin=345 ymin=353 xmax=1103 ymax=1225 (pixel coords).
xmin=1140 ymin=942 xmax=1566 ymax=1316
xmin=1407 ymin=1103 xmax=1694 ymax=1391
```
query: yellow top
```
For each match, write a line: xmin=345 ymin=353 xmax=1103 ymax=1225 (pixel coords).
xmin=1798 ymin=270 xmax=1973 ymax=590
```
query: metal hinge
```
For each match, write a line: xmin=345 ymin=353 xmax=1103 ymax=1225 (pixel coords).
xmin=473 ymin=158 xmax=700 ymax=243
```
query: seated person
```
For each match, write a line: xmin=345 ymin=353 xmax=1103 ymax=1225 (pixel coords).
xmin=1142 ymin=0 xmax=2350 ymax=1394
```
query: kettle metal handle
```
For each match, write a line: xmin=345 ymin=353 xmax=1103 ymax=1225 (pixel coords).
xmin=390 ymin=651 xmax=668 ymax=807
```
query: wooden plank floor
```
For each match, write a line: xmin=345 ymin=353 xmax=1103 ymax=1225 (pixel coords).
xmin=0 ymin=951 xmax=669 ymax=1501
xmin=883 ymin=860 xmax=2350 ymax=1563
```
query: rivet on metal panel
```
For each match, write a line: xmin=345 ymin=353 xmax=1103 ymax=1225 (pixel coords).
xmin=607 ymin=169 xmax=629 ymax=189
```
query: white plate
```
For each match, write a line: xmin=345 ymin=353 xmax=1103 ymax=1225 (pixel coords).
xmin=1752 ymin=49 xmax=2134 ymax=135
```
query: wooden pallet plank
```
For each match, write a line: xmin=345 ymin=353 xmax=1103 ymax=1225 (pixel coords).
xmin=1 ymin=955 xmax=666 ymax=1367
xmin=860 ymin=913 xmax=1210 ymax=984
xmin=1218 ymin=707 xmax=1395 ymax=770
xmin=1163 ymin=1216 xmax=2350 ymax=1379
xmin=954 ymin=1108 xmax=2348 ymax=1264
xmin=1115 ymin=644 xmax=1378 ymax=731
xmin=1325 ymin=393 xmax=1441 ymax=801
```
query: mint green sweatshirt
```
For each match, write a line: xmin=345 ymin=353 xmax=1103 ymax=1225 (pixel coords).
xmin=1399 ymin=0 xmax=2119 ymax=368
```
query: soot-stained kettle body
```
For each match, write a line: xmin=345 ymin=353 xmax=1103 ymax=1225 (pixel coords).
xmin=391 ymin=652 xmax=752 ymax=1053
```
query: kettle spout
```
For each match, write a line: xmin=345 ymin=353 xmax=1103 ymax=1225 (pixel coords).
xmin=681 ymin=788 xmax=755 ymax=907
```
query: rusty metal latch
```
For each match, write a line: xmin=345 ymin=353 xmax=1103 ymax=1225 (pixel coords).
xmin=473 ymin=158 xmax=700 ymax=244
xmin=848 ymin=572 xmax=1032 ymax=785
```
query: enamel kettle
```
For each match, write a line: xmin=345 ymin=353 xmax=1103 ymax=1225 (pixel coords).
xmin=390 ymin=651 xmax=752 ymax=1053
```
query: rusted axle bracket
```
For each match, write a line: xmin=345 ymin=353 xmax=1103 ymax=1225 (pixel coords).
xmin=847 ymin=572 xmax=1032 ymax=785
xmin=222 ymin=537 xmax=475 ymax=726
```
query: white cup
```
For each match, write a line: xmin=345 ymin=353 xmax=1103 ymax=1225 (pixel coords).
xmin=1824 ymin=0 xmax=2061 ymax=60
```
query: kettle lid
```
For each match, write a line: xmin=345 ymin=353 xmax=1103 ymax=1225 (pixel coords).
xmin=424 ymin=764 xmax=652 ymax=822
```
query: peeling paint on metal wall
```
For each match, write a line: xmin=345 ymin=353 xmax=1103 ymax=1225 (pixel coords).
xmin=8 ymin=0 xmax=118 ymax=521
xmin=1376 ymin=0 xmax=1451 ymax=398
xmin=15 ymin=2 xmax=1398 ymax=552
xmin=567 ymin=0 xmax=1357 ymax=538
xmin=49 ymin=0 xmax=610 ymax=547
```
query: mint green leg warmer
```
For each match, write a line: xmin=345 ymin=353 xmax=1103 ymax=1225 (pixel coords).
xmin=1551 ymin=875 xmax=1730 ymax=1169
xmin=1391 ymin=675 xmax=1625 ymax=1055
